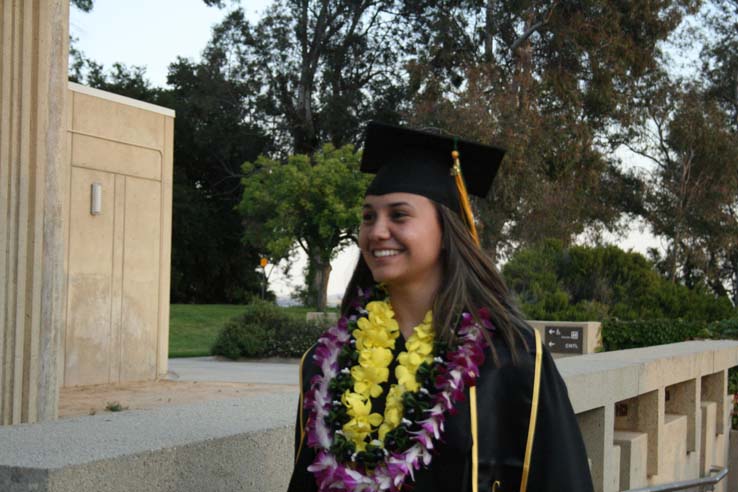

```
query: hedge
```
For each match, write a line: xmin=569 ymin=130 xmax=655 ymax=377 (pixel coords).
xmin=602 ymin=319 xmax=711 ymax=351
xmin=211 ymin=301 xmax=330 ymax=359
xmin=602 ymin=318 xmax=738 ymax=352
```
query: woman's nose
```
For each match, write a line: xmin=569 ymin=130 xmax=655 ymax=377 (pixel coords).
xmin=367 ymin=216 xmax=391 ymax=240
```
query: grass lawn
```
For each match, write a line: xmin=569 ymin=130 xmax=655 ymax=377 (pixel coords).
xmin=169 ymin=304 xmax=249 ymax=358
xmin=169 ymin=304 xmax=337 ymax=358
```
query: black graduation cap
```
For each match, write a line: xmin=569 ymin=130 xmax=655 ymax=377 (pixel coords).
xmin=360 ymin=122 xmax=506 ymax=215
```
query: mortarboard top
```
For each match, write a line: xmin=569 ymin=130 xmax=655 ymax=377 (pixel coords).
xmin=360 ymin=122 xmax=506 ymax=214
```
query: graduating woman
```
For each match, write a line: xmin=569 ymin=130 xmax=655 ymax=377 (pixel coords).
xmin=287 ymin=122 xmax=594 ymax=492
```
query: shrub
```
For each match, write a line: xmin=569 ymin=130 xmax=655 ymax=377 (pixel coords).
xmin=708 ymin=318 xmax=738 ymax=339
xmin=602 ymin=319 xmax=710 ymax=351
xmin=211 ymin=300 xmax=328 ymax=359
xmin=503 ymin=239 xmax=735 ymax=322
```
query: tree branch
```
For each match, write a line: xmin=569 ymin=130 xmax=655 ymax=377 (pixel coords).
xmin=510 ymin=21 xmax=544 ymax=52
xmin=622 ymin=143 xmax=665 ymax=168
xmin=296 ymin=237 xmax=310 ymax=256
xmin=510 ymin=2 xmax=559 ymax=52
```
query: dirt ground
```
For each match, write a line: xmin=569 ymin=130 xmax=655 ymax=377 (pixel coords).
xmin=59 ymin=380 xmax=297 ymax=418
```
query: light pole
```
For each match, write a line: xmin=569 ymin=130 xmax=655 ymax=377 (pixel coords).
xmin=259 ymin=257 xmax=268 ymax=299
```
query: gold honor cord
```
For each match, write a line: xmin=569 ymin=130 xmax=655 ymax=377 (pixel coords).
xmin=453 ymin=145 xmax=482 ymax=492
xmin=470 ymin=386 xmax=479 ymax=492
xmin=520 ymin=329 xmax=543 ymax=492
xmin=473 ymin=331 xmax=542 ymax=492
xmin=295 ymin=345 xmax=314 ymax=464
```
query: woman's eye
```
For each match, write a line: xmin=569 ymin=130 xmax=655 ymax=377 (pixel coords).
xmin=391 ymin=211 xmax=408 ymax=220
xmin=362 ymin=213 xmax=375 ymax=222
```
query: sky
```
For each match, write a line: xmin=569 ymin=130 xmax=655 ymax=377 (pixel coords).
xmin=70 ymin=0 xmax=271 ymax=87
xmin=69 ymin=0 xmax=665 ymax=304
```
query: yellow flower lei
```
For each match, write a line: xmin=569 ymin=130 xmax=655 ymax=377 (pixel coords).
xmin=341 ymin=300 xmax=435 ymax=451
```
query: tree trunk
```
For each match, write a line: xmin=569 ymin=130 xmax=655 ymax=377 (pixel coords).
xmin=310 ymin=255 xmax=332 ymax=311
xmin=512 ymin=9 xmax=535 ymax=114
xmin=484 ymin=0 xmax=495 ymax=63
xmin=730 ymin=253 xmax=738 ymax=308
xmin=668 ymin=239 xmax=679 ymax=283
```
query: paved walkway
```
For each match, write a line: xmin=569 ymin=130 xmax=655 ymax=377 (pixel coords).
xmin=167 ymin=357 xmax=300 ymax=385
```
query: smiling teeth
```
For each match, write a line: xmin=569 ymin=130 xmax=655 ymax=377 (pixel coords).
xmin=374 ymin=250 xmax=400 ymax=257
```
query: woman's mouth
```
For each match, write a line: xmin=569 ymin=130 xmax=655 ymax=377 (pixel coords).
xmin=372 ymin=249 xmax=403 ymax=258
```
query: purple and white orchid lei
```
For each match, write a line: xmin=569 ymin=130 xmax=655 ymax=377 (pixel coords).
xmin=303 ymin=289 xmax=494 ymax=492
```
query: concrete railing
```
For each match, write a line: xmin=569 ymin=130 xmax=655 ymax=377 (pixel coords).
xmin=2 ymin=340 xmax=737 ymax=492
xmin=559 ymin=340 xmax=738 ymax=492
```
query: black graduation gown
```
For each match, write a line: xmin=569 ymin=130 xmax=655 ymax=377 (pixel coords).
xmin=287 ymin=325 xmax=594 ymax=492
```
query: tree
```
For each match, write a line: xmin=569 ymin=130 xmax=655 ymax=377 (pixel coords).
xmin=502 ymin=240 xmax=735 ymax=321
xmin=163 ymin=57 xmax=273 ymax=302
xmin=238 ymin=144 xmax=371 ymax=310
xmin=206 ymin=1 xmax=410 ymax=304
xmin=396 ymin=0 xmax=697 ymax=258
xmin=205 ymin=0 xmax=407 ymax=155
xmin=620 ymin=74 xmax=738 ymax=305
xmin=700 ymin=0 xmax=738 ymax=306
xmin=703 ymin=0 xmax=738 ymax=129
xmin=70 ymin=0 xmax=93 ymax=11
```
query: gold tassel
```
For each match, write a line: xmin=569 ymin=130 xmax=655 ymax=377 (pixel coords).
xmin=451 ymin=150 xmax=480 ymax=246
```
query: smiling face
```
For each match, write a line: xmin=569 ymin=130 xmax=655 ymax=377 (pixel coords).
xmin=358 ymin=193 xmax=443 ymax=291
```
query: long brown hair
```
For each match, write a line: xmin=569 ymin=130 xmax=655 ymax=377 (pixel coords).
xmin=341 ymin=201 xmax=530 ymax=363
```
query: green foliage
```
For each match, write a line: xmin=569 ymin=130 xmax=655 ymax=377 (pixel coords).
xmin=602 ymin=319 xmax=710 ymax=351
xmin=238 ymin=144 xmax=371 ymax=309
xmin=707 ymin=318 xmax=738 ymax=339
xmin=104 ymin=401 xmax=128 ymax=412
xmin=211 ymin=301 xmax=328 ymax=359
xmin=164 ymin=57 xmax=271 ymax=303
xmin=239 ymin=144 xmax=368 ymax=260
xmin=70 ymin=0 xmax=93 ymax=12
xmin=503 ymin=240 xmax=736 ymax=322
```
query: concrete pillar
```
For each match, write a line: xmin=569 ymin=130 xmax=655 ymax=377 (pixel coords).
xmin=0 ymin=0 xmax=69 ymax=424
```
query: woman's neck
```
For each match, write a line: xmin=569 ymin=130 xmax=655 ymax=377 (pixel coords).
xmin=386 ymin=282 xmax=437 ymax=340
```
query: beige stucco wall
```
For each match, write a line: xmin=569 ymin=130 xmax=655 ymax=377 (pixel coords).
xmin=63 ymin=83 xmax=174 ymax=387
xmin=1 ymin=0 xmax=70 ymax=425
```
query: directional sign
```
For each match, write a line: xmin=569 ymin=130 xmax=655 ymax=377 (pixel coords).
xmin=544 ymin=325 xmax=584 ymax=354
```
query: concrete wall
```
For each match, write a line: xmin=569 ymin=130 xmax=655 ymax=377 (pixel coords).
xmin=0 ymin=0 xmax=70 ymax=424
xmin=1 ymin=340 xmax=737 ymax=492
xmin=63 ymin=83 xmax=174 ymax=386
xmin=0 ymin=394 xmax=295 ymax=492
xmin=560 ymin=340 xmax=738 ymax=492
